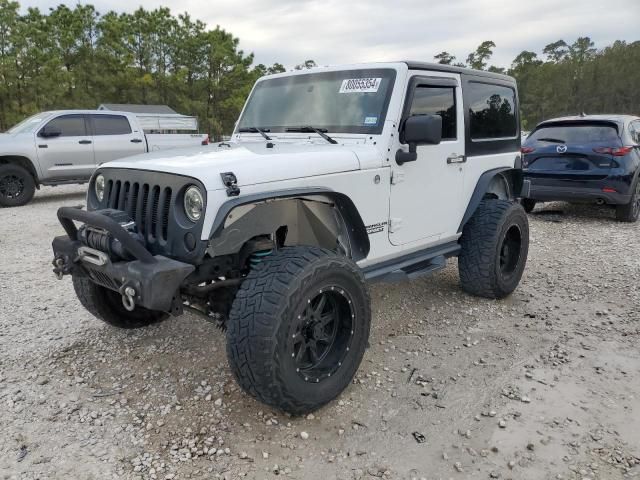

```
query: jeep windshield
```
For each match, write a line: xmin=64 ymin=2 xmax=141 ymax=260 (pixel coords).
xmin=237 ymin=69 xmax=397 ymax=135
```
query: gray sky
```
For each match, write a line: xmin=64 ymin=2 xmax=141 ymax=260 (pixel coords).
xmin=25 ymin=0 xmax=640 ymax=69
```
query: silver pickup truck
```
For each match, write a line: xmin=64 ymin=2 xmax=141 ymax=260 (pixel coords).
xmin=0 ymin=109 xmax=208 ymax=207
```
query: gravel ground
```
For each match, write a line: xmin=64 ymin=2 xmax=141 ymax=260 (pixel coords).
xmin=1 ymin=184 xmax=639 ymax=480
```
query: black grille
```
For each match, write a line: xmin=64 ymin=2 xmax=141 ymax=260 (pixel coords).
xmin=90 ymin=168 xmax=206 ymax=263
xmin=105 ymin=180 xmax=172 ymax=244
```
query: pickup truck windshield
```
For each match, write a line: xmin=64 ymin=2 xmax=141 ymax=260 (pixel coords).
xmin=237 ymin=69 xmax=397 ymax=135
xmin=7 ymin=113 xmax=50 ymax=134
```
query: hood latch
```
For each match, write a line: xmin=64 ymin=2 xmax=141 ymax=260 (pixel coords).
xmin=220 ymin=172 xmax=240 ymax=197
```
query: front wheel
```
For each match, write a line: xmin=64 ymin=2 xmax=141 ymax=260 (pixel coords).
xmin=458 ymin=200 xmax=529 ymax=299
xmin=226 ymin=246 xmax=371 ymax=414
xmin=0 ymin=164 xmax=36 ymax=207
xmin=72 ymin=275 xmax=169 ymax=328
xmin=616 ymin=179 xmax=640 ymax=222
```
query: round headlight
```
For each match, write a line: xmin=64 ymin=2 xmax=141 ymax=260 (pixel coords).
xmin=184 ymin=186 xmax=204 ymax=222
xmin=95 ymin=174 xmax=105 ymax=202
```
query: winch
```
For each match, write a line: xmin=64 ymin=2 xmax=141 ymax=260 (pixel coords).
xmin=77 ymin=209 xmax=144 ymax=261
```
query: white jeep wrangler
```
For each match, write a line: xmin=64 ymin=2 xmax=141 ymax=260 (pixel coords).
xmin=52 ymin=62 xmax=530 ymax=414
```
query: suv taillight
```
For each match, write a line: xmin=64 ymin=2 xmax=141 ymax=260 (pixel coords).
xmin=521 ymin=146 xmax=535 ymax=154
xmin=593 ymin=146 xmax=634 ymax=156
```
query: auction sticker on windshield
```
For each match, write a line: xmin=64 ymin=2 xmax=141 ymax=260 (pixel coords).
xmin=339 ymin=78 xmax=382 ymax=93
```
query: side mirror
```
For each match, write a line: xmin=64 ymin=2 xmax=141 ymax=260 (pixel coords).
xmin=396 ymin=114 xmax=443 ymax=165
xmin=39 ymin=126 xmax=62 ymax=138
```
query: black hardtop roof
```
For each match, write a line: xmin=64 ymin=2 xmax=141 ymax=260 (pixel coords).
xmin=403 ymin=61 xmax=515 ymax=83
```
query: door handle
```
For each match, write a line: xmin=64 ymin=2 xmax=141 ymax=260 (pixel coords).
xmin=447 ymin=154 xmax=466 ymax=164
xmin=78 ymin=140 xmax=92 ymax=145
xmin=131 ymin=138 xmax=143 ymax=143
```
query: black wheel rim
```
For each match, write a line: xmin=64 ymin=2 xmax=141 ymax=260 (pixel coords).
xmin=290 ymin=286 xmax=354 ymax=383
xmin=499 ymin=224 xmax=522 ymax=277
xmin=0 ymin=174 xmax=25 ymax=199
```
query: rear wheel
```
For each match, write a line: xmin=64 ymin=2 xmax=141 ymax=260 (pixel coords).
xmin=458 ymin=200 xmax=529 ymax=299
xmin=616 ymin=179 xmax=640 ymax=222
xmin=72 ymin=275 xmax=168 ymax=328
xmin=0 ymin=164 xmax=36 ymax=207
xmin=226 ymin=246 xmax=371 ymax=414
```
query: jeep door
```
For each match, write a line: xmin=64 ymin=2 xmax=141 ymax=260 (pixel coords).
xmin=389 ymin=74 xmax=465 ymax=245
xmin=89 ymin=114 xmax=146 ymax=165
xmin=35 ymin=114 xmax=95 ymax=180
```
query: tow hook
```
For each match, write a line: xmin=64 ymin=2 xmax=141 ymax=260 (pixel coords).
xmin=52 ymin=255 xmax=72 ymax=280
xmin=122 ymin=286 xmax=136 ymax=311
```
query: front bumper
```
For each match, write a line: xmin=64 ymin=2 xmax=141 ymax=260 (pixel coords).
xmin=52 ymin=207 xmax=195 ymax=313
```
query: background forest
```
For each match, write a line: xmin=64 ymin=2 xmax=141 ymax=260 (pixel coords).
xmin=0 ymin=0 xmax=638 ymax=137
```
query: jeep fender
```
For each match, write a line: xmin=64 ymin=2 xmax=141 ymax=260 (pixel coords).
xmin=458 ymin=167 xmax=524 ymax=233
xmin=207 ymin=188 xmax=370 ymax=261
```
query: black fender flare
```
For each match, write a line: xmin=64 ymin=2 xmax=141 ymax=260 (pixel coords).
xmin=458 ymin=167 xmax=523 ymax=233
xmin=208 ymin=188 xmax=370 ymax=261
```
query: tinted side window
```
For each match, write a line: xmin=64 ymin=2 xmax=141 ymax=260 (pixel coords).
xmin=43 ymin=115 xmax=87 ymax=137
xmin=409 ymin=86 xmax=456 ymax=140
xmin=92 ymin=115 xmax=132 ymax=135
xmin=467 ymin=83 xmax=517 ymax=140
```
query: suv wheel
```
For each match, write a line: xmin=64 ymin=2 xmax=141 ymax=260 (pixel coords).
xmin=226 ymin=246 xmax=371 ymax=414
xmin=72 ymin=275 xmax=169 ymax=328
xmin=458 ymin=200 xmax=529 ymax=299
xmin=520 ymin=198 xmax=537 ymax=213
xmin=615 ymin=179 xmax=640 ymax=222
xmin=0 ymin=164 xmax=36 ymax=207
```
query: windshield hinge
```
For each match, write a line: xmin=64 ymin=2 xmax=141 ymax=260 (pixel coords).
xmin=220 ymin=172 xmax=240 ymax=197
xmin=391 ymin=170 xmax=405 ymax=185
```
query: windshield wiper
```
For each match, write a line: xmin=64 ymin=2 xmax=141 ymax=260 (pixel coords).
xmin=238 ymin=126 xmax=272 ymax=141
xmin=537 ymin=137 xmax=565 ymax=144
xmin=285 ymin=126 xmax=337 ymax=144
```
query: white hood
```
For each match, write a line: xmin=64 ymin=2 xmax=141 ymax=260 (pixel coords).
xmin=101 ymin=141 xmax=382 ymax=190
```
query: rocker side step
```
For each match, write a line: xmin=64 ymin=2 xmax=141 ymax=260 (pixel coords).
xmin=363 ymin=241 xmax=460 ymax=283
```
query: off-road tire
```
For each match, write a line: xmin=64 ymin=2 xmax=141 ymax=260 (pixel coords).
xmin=72 ymin=274 xmax=168 ymax=328
xmin=0 ymin=164 xmax=36 ymax=207
xmin=615 ymin=178 xmax=640 ymax=222
xmin=459 ymin=200 xmax=529 ymax=299
xmin=521 ymin=198 xmax=537 ymax=213
xmin=226 ymin=246 xmax=371 ymax=414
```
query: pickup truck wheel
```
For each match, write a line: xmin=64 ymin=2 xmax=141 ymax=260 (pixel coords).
xmin=0 ymin=164 xmax=36 ymax=207
xmin=615 ymin=178 xmax=640 ymax=222
xmin=458 ymin=200 xmax=529 ymax=299
xmin=226 ymin=246 xmax=371 ymax=414
xmin=72 ymin=274 xmax=169 ymax=328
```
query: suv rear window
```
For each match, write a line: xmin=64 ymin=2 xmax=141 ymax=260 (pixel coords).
xmin=467 ymin=83 xmax=517 ymax=140
xmin=528 ymin=123 xmax=619 ymax=144
xmin=92 ymin=115 xmax=132 ymax=135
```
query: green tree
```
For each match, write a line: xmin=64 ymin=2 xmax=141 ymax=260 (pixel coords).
xmin=466 ymin=40 xmax=496 ymax=70
xmin=434 ymin=51 xmax=456 ymax=65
